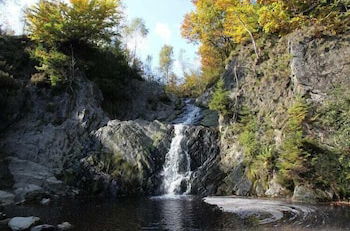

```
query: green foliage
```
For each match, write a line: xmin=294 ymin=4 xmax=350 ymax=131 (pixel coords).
xmin=31 ymin=46 xmax=70 ymax=86
xmin=26 ymin=0 xmax=121 ymax=46
xmin=24 ymin=0 xmax=143 ymax=118
xmin=25 ymin=0 xmax=124 ymax=87
xmin=209 ymin=79 xmax=230 ymax=116
xmin=317 ymin=86 xmax=350 ymax=150
xmin=314 ymin=86 xmax=350 ymax=197
xmin=233 ymin=107 xmax=276 ymax=186
xmin=159 ymin=44 xmax=174 ymax=83
xmin=238 ymin=116 xmax=260 ymax=163
xmin=277 ymin=97 xmax=310 ymax=188
xmin=0 ymin=35 xmax=36 ymax=79
xmin=182 ymin=0 xmax=349 ymax=97
xmin=231 ymin=92 xmax=350 ymax=198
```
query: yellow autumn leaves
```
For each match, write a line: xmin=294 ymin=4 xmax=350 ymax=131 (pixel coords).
xmin=26 ymin=0 xmax=121 ymax=45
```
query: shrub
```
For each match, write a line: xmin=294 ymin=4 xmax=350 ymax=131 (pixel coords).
xmin=209 ymin=79 xmax=230 ymax=116
xmin=31 ymin=46 xmax=70 ymax=86
xmin=314 ymin=86 xmax=350 ymax=197
xmin=234 ymin=109 xmax=276 ymax=185
xmin=317 ymin=86 xmax=350 ymax=151
xmin=277 ymin=97 xmax=310 ymax=188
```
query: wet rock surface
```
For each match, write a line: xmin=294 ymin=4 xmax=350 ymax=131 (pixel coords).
xmin=0 ymin=190 xmax=15 ymax=206
xmin=8 ymin=216 xmax=40 ymax=231
xmin=0 ymin=76 xmax=181 ymax=199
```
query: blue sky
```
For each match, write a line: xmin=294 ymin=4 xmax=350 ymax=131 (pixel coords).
xmin=123 ymin=0 xmax=199 ymax=77
xmin=0 ymin=0 xmax=199 ymax=78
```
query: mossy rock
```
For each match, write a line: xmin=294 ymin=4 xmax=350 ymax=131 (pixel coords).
xmin=200 ymin=109 xmax=219 ymax=127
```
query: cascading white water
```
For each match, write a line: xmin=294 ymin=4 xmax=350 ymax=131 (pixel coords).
xmin=161 ymin=101 xmax=201 ymax=195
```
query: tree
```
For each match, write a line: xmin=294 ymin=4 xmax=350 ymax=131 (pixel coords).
xmin=25 ymin=0 xmax=122 ymax=86
xmin=159 ymin=45 xmax=174 ymax=84
xmin=209 ymin=79 xmax=230 ymax=116
xmin=124 ymin=17 xmax=149 ymax=65
xmin=181 ymin=0 xmax=233 ymax=72
xmin=216 ymin=0 xmax=261 ymax=57
xmin=26 ymin=0 xmax=121 ymax=46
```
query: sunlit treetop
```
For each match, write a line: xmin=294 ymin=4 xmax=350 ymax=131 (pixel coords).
xmin=26 ymin=0 xmax=122 ymax=46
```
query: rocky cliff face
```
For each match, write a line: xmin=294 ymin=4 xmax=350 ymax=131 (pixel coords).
xmin=2 ymin=27 xmax=348 ymax=203
xmin=0 ymin=76 xmax=108 ymax=201
xmin=199 ymin=28 xmax=350 ymax=202
xmin=0 ymin=73 xmax=186 ymax=202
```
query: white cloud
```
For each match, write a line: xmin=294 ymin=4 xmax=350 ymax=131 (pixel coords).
xmin=155 ymin=22 xmax=171 ymax=43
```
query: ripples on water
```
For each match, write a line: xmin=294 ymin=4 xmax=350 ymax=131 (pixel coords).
xmin=4 ymin=196 xmax=350 ymax=231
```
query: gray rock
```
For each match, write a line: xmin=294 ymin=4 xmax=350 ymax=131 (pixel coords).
xmin=290 ymin=33 xmax=350 ymax=101
xmin=186 ymin=126 xmax=221 ymax=195
xmin=265 ymin=174 xmax=289 ymax=198
xmin=0 ymin=76 xmax=108 ymax=196
xmin=199 ymin=109 xmax=219 ymax=127
xmin=0 ymin=74 xmax=184 ymax=197
xmin=8 ymin=217 xmax=40 ymax=231
xmin=14 ymin=184 xmax=44 ymax=202
xmin=57 ymin=222 xmax=72 ymax=230
xmin=31 ymin=224 xmax=56 ymax=231
xmin=109 ymin=79 xmax=182 ymax=122
xmin=255 ymin=180 xmax=266 ymax=197
xmin=292 ymin=185 xmax=318 ymax=203
xmin=40 ymin=198 xmax=50 ymax=205
xmin=0 ymin=156 xmax=13 ymax=189
xmin=196 ymin=87 xmax=214 ymax=107
xmin=9 ymin=157 xmax=64 ymax=200
xmin=0 ymin=218 xmax=10 ymax=225
xmin=80 ymin=119 xmax=172 ymax=195
xmin=0 ymin=190 xmax=15 ymax=206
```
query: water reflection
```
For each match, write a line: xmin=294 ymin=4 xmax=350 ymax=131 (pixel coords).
xmin=3 ymin=196 xmax=350 ymax=231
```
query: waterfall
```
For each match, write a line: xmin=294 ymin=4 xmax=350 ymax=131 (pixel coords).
xmin=161 ymin=100 xmax=201 ymax=195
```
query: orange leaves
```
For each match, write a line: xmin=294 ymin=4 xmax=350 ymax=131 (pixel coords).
xmin=199 ymin=44 xmax=222 ymax=72
xmin=181 ymin=0 xmax=233 ymax=72
xmin=181 ymin=13 xmax=199 ymax=43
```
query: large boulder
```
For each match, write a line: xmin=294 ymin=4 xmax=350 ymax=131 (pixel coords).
xmin=265 ymin=174 xmax=289 ymax=198
xmin=9 ymin=157 xmax=64 ymax=202
xmin=8 ymin=217 xmax=40 ymax=231
xmin=79 ymin=119 xmax=172 ymax=196
xmin=292 ymin=185 xmax=318 ymax=203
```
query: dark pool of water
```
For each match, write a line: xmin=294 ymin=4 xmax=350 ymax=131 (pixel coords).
xmin=3 ymin=196 xmax=350 ymax=231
